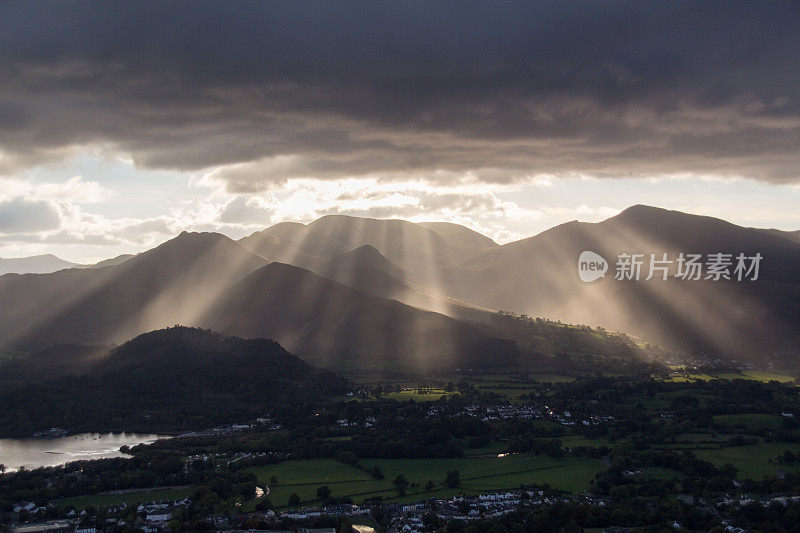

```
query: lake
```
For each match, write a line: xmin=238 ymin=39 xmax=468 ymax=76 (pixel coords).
xmin=0 ymin=433 xmax=169 ymax=471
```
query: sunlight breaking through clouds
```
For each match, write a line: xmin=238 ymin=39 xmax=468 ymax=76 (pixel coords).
xmin=2 ymin=163 xmax=800 ymax=264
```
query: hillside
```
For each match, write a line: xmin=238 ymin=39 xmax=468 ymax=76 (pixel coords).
xmin=0 ymin=232 xmax=268 ymax=348
xmin=313 ymin=245 xmax=501 ymax=323
xmin=88 ymin=253 xmax=135 ymax=268
xmin=418 ymin=221 xmax=499 ymax=251
xmin=442 ymin=206 xmax=800 ymax=362
xmin=238 ymin=224 xmax=330 ymax=268
xmin=200 ymin=262 xmax=522 ymax=373
xmin=759 ymin=228 xmax=800 ymax=245
xmin=0 ymin=327 xmax=348 ymax=437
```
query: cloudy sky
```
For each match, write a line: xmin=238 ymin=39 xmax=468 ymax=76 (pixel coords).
xmin=1 ymin=1 xmax=799 ymax=262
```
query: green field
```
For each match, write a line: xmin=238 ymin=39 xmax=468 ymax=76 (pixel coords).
xmin=713 ymin=414 xmax=785 ymax=429
xmin=477 ymin=386 xmax=532 ymax=400
xmin=384 ymin=388 xmax=458 ymax=402
xmin=248 ymin=454 xmax=606 ymax=507
xmin=694 ymin=443 xmax=800 ymax=480
xmin=711 ymin=372 xmax=745 ymax=380
xmin=466 ymin=374 xmax=575 ymax=386
xmin=528 ymin=419 xmax=567 ymax=431
xmin=247 ymin=459 xmax=378 ymax=506
xmin=627 ymin=394 xmax=668 ymax=409
xmin=557 ymin=435 xmax=612 ymax=448
xmin=523 ymin=374 xmax=576 ymax=383
xmin=249 ymin=458 xmax=371 ymax=485
xmin=664 ymin=371 xmax=795 ymax=384
xmin=57 ymin=487 xmax=193 ymax=510
xmin=664 ymin=373 xmax=717 ymax=382
xmin=739 ymin=370 xmax=796 ymax=383
xmin=674 ymin=433 xmax=740 ymax=443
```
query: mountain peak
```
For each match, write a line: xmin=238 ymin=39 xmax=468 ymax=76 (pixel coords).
xmin=612 ymin=204 xmax=672 ymax=220
xmin=147 ymin=231 xmax=237 ymax=255
xmin=309 ymin=213 xmax=416 ymax=229
xmin=174 ymin=230 xmax=226 ymax=241
xmin=318 ymin=244 xmax=408 ymax=280
xmin=344 ymin=243 xmax=382 ymax=257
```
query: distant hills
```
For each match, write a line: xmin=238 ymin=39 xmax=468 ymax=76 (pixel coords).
xmin=0 ymin=254 xmax=80 ymax=275
xmin=0 ymin=327 xmax=348 ymax=437
xmin=1 ymin=206 xmax=798 ymax=370
xmin=0 ymin=252 xmax=136 ymax=275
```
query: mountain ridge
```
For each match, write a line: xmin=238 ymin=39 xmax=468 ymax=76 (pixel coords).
xmin=1 ymin=206 xmax=798 ymax=367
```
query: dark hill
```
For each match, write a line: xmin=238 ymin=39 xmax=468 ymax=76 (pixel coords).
xmin=0 ymin=327 xmax=348 ymax=437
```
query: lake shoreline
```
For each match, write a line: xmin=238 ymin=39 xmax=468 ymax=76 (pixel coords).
xmin=0 ymin=432 xmax=170 ymax=472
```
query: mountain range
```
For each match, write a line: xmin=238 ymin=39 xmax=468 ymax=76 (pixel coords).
xmin=440 ymin=206 xmax=800 ymax=360
xmin=1 ymin=205 xmax=798 ymax=371
xmin=0 ymin=253 xmax=135 ymax=275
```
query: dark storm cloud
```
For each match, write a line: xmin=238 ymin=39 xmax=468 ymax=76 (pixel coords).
xmin=0 ymin=1 xmax=798 ymax=186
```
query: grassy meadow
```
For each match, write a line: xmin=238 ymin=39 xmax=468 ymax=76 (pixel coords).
xmin=247 ymin=453 xmax=605 ymax=508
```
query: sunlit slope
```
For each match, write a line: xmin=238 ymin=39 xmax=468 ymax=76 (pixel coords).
xmin=418 ymin=221 xmax=499 ymax=251
xmin=200 ymin=262 xmax=521 ymax=372
xmin=238 ymin=222 xmax=333 ymax=268
xmin=312 ymin=244 xmax=498 ymax=321
xmin=88 ymin=253 xmax=135 ymax=268
xmin=442 ymin=205 xmax=800 ymax=361
xmin=239 ymin=215 xmax=501 ymax=317
xmin=0 ymin=232 xmax=269 ymax=348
